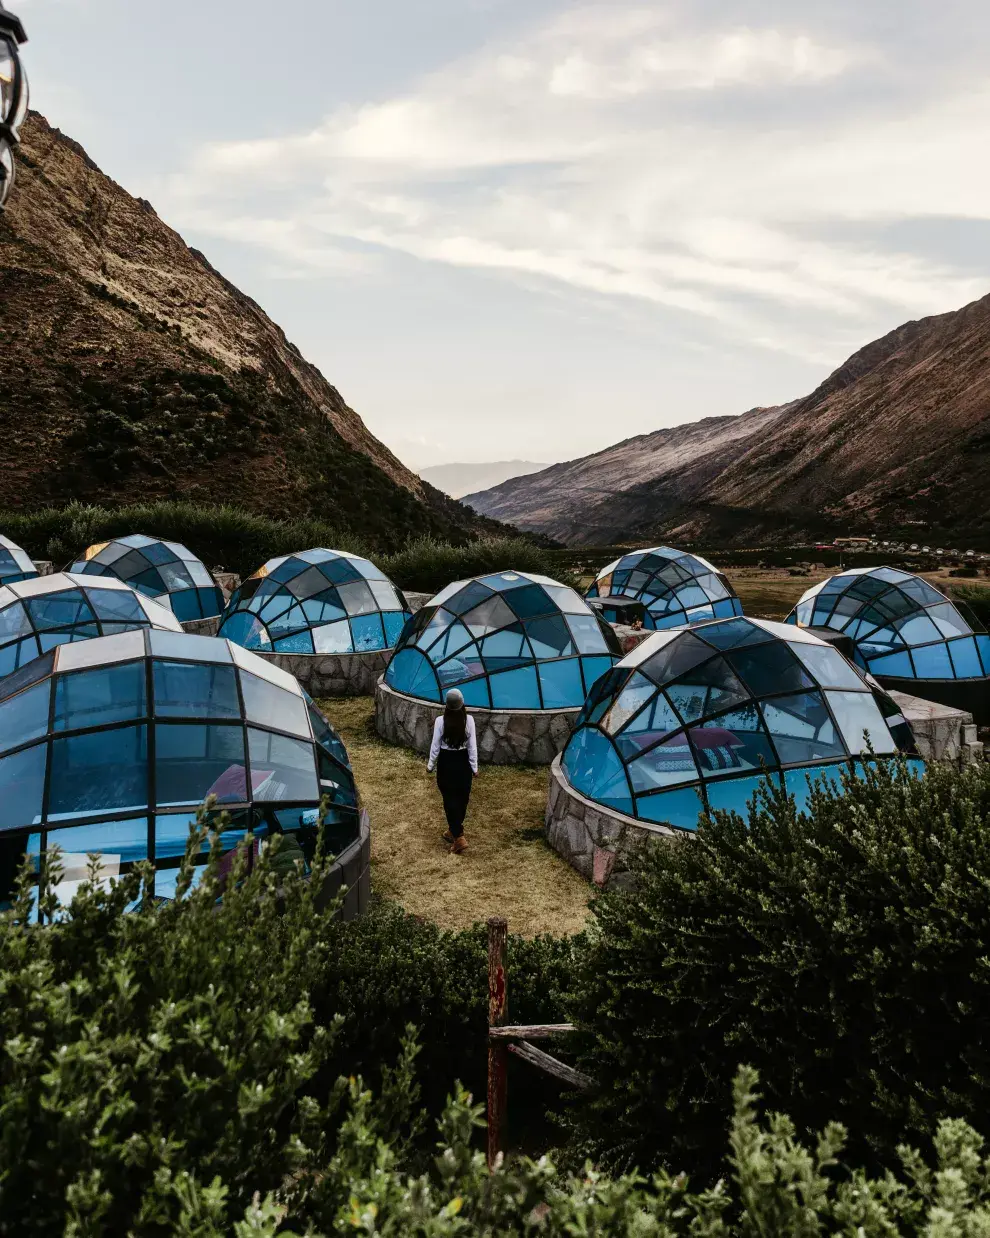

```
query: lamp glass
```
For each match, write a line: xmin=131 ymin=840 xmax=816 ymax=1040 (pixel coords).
xmin=0 ymin=142 xmax=13 ymax=208
xmin=0 ymin=36 xmax=14 ymax=125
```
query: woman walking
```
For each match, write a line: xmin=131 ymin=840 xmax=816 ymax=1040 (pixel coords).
xmin=427 ymin=688 xmax=478 ymax=855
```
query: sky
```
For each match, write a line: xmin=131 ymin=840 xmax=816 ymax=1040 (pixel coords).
xmin=12 ymin=0 xmax=990 ymax=470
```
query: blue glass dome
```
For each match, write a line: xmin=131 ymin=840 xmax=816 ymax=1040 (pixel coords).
xmin=586 ymin=547 xmax=743 ymax=630
xmin=0 ymin=630 xmax=359 ymax=913
xmin=68 ymin=535 xmax=224 ymax=624
xmin=0 ymin=535 xmax=37 ymax=587
xmin=786 ymin=567 xmax=990 ymax=681
xmin=218 ymin=549 xmax=410 ymax=655
xmin=385 ymin=570 xmax=622 ymax=709
xmin=0 ymin=572 xmax=182 ymax=679
xmin=561 ymin=616 xmax=919 ymax=830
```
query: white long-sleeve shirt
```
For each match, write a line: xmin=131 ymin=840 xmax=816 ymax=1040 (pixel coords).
xmin=427 ymin=714 xmax=479 ymax=774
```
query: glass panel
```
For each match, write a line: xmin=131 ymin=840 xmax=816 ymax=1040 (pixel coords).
xmin=312 ymin=620 xmax=353 ymax=654
xmin=898 ymin=577 xmax=946 ymax=606
xmin=154 ymin=812 xmax=211 ymax=860
xmin=688 ymin=705 xmax=776 ymax=777
xmin=791 ymin=642 xmax=866 ymax=689
xmin=705 ymin=774 xmax=776 ymax=817
xmin=0 ymin=744 xmax=46 ymax=829
xmin=614 ymin=691 xmax=681 ymax=759
xmin=502 ymin=583 xmax=555 ymax=619
xmin=481 ymin=624 xmax=532 ymax=671
xmin=928 ymin=603 xmax=975 ymax=639
xmin=543 ymin=585 xmax=591 ymax=615
xmin=0 ymin=680 xmax=50 ymax=755
xmin=824 ymin=691 xmax=897 ymax=754
xmin=728 ymin=642 xmax=814 ymax=696
xmin=155 ymin=723 xmax=247 ymax=806
xmin=248 ymin=728 xmax=320 ymax=801
xmin=580 ymin=656 xmax=614 ymax=696
xmin=665 ymin=657 xmax=749 ymax=724
xmin=350 ymin=613 xmax=386 ymax=651
xmin=48 ymin=726 xmax=148 ymax=821
xmin=489 ymin=665 xmax=540 ymax=709
xmin=911 ymin=642 xmax=953 ymax=679
xmin=369 ymin=579 xmax=402 ymax=611
xmin=240 ymin=671 xmax=310 ymax=738
xmin=526 ymin=615 xmax=575 ymax=659
xmin=53 ymin=662 xmax=146 ymax=731
xmin=948 ymin=637 xmax=982 ymax=679
xmin=602 ymin=671 xmax=655 ymax=735
xmin=287 ymin=565 xmax=330 ymax=600
xmin=538 ymin=658 xmax=584 ymax=709
xmin=640 ymin=632 xmax=714 ymax=684
xmin=458 ymin=678 xmax=491 ymax=707
xmin=26 ymin=591 xmax=93 ymax=632
xmin=864 ymin=650 xmax=914 ymax=677
xmin=383 ymin=612 xmax=407 ymax=648
xmin=444 ymin=581 xmax=495 ymax=615
xmin=0 ymin=600 xmax=32 ymax=644
xmin=427 ymin=619 xmax=473 ymax=661
xmin=47 ymin=817 xmax=150 ymax=868
xmin=636 ymin=785 xmax=704 ymax=830
xmin=336 ymin=581 xmax=378 ymax=617
xmin=149 ymin=629 xmax=232 ymax=663
xmin=152 ymin=661 xmax=240 ymax=720
xmin=784 ymin=764 xmax=846 ymax=814
xmin=386 ymin=648 xmax=439 ymax=699
xmin=565 ymin=613 xmax=609 ymax=654
xmin=896 ymin=614 xmax=943 ymax=645
xmin=762 ymin=691 xmax=845 ymax=764
xmin=627 ymin=731 xmax=698 ymax=791
xmin=463 ymin=595 xmax=517 ymax=638
xmin=437 ymin=649 xmax=483 ymax=688
xmin=561 ymin=727 xmax=631 ymax=812
xmin=89 ymin=588 xmax=145 ymax=623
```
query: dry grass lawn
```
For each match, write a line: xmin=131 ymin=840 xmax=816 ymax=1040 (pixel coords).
xmin=317 ymin=697 xmax=593 ymax=938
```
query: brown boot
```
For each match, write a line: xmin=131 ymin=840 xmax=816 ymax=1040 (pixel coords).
xmin=450 ymin=835 xmax=467 ymax=855
xmin=442 ymin=831 xmax=455 ymax=845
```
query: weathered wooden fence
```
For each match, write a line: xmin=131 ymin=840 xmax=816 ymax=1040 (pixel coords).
xmin=486 ymin=915 xmax=592 ymax=1168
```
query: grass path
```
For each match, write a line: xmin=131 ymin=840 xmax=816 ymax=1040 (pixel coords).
xmin=318 ymin=697 xmax=592 ymax=938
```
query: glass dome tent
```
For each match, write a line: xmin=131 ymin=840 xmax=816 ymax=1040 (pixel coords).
xmin=786 ymin=567 xmax=990 ymax=681
xmin=561 ymin=616 xmax=919 ymax=830
xmin=0 ymin=630 xmax=359 ymax=914
xmin=0 ymin=573 xmax=181 ymax=679
xmin=0 ymin=534 xmax=37 ymax=586
xmin=386 ymin=571 xmax=622 ymax=709
xmin=68 ymin=535 xmax=224 ymax=624
xmin=586 ymin=548 xmax=743 ymax=630
xmin=218 ymin=549 xmax=410 ymax=655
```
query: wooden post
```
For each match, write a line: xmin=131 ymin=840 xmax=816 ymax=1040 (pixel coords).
xmin=487 ymin=915 xmax=508 ymax=1170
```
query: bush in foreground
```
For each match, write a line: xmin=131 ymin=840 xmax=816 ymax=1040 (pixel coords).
xmin=567 ymin=757 xmax=990 ymax=1176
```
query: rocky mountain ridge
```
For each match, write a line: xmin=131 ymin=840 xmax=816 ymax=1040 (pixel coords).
xmin=464 ymin=292 xmax=990 ymax=547
xmin=0 ymin=113 xmax=498 ymax=546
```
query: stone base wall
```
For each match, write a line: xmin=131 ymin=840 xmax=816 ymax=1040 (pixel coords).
xmin=611 ymin=624 xmax=653 ymax=654
xmin=545 ymin=756 xmax=679 ymax=889
xmin=404 ymin=591 xmax=433 ymax=613
xmin=181 ymin=616 xmax=221 ymax=637
xmin=892 ymin=690 xmax=984 ymax=766
xmin=258 ymin=649 xmax=392 ymax=697
xmin=212 ymin=570 xmax=241 ymax=604
xmin=315 ymin=811 xmax=372 ymax=919
xmin=375 ymin=678 xmax=579 ymax=764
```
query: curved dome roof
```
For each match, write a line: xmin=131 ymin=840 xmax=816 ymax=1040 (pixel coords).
xmin=386 ymin=570 xmax=622 ymax=709
xmin=0 ymin=630 xmax=359 ymax=911
xmin=218 ymin=549 xmax=410 ymax=655
xmin=586 ymin=547 xmax=742 ymax=630
xmin=0 ymin=535 xmax=37 ymax=587
xmin=786 ymin=567 xmax=990 ymax=681
xmin=0 ymin=573 xmax=181 ymax=680
xmin=561 ymin=616 xmax=919 ymax=830
xmin=68 ymin=535 xmax=224 ymax=623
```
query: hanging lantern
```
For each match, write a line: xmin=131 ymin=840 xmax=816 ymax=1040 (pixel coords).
xmin=0 ymin=1 xmax=28 ymax=210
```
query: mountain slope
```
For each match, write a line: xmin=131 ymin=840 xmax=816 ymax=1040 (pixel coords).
xmin=0 ymin=113 xmax=497 ymax=546
xmin=465 ymin=293 xmax=990 ymax=547
xmin=420 ymin=460 xmax=548 ymax=498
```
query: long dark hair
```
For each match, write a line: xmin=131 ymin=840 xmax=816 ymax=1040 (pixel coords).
xmin=442 ymin=702 xmax=467 ymax=748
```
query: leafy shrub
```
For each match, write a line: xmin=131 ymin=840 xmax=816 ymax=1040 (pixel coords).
xmin=0 ymin=813 xmax=575 ymax=1232
xmin=312 ymin=903 xmax=583 ymax=1146
xmin=379 ymin=536 xmax=577 ymax=594
xmin=950 ymin=581 xmax=990 ymax=627
xmin=566 ymin=758 xmax=990 ymax=1176
xmin=0 ymin=503 xmax=559 ymax=587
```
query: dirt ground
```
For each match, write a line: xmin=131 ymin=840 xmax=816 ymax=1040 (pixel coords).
xmin=317 ymin=697 xmax=592 ymax=939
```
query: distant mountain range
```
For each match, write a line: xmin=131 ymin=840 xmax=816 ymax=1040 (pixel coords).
xmin=0 ymin=113 xmax=501 ymax=547
xmin=464 ymin=293 xmax=990 ymax=548
xmin=420 ymin=460 xmax=547 ymax=499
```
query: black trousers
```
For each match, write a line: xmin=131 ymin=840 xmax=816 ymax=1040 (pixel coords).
xmin=436 ymin=747 xmax=473 ymax=837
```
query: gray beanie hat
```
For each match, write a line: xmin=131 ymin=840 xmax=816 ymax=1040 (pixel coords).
xmin=445 ymin=688 xmax=465 ymax=709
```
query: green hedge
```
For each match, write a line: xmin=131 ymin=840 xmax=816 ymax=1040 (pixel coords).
xmin=565 ymin=757 xmax=990 ymax=1177
xmin=0 ymin=503 xmax=572 ymax=591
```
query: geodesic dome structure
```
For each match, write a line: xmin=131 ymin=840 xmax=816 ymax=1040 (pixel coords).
xmin=218 ymin=549 xmax=410 ymax=655
xmin=785 ymin=567 xmax=990 ymax=682
xmin=0 ymin=535 xmax=37 ymax=587
xmin=561 ymin=616 xmax=919 ymax=831
xmin=586 ymin=547 xmax=743 ymax=630
xmin=68 ymin=535 xmax=224 ymax=623
xmin=385 ymin=571 xmax=622 ymax=709
xmin=0 ymin=573 xmax=181 ymax=680
xmin=0 ymin=630 xmax=359 ymax=910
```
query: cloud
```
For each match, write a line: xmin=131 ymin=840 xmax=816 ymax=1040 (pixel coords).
xmin=161 ymin=2 xmax=990 ymax=366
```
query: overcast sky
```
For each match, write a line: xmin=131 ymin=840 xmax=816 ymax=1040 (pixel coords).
xmin=14 ymin=0 xmax=990 ymax=468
